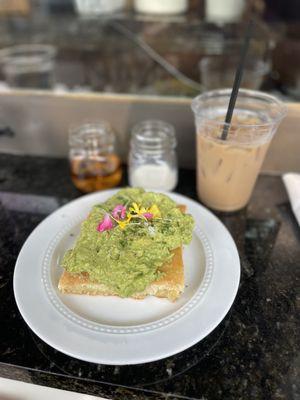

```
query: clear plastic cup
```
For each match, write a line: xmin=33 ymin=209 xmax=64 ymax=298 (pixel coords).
xmin=199 ymin=55 xmax=270 ymax=91
xmin=0 ymin=44 xmax=56 ymax=89
xmin=191 ymin=89 xmax=287 ymax=212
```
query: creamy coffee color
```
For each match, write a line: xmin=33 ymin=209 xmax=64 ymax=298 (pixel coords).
xmin=197 ymin=132 xmax=270 ymax=211
xmin=192 ymin=90 xmax=287 ymax=212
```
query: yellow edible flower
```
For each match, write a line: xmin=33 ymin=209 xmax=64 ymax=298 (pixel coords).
xmin=129 ymin=202 xmax=161 ymax=219
xmin=110 ymin=202 xmax=161 ymax=231
xmin=148 ymin=204 xmax=161 ymax=218
xmin=129 ymin=202 xmax=146 ymax=215
xmin=116 ymin=214 xmax=132 ymax=230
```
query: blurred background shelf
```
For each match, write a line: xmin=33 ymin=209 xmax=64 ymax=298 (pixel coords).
xmin=0 ymin=0 xmax=298 ymax=99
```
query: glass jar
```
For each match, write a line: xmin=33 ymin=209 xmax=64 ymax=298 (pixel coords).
xmin=75 ymin=0 xmax=126 ymax=16
xmin=0 ymin=44 xmax=56 ymax=89
xmin=69 ymin=122 xmax=122 ymax=193
xmin=134 ymin=0 xmax=188 ymax=14
xmin=128 ymin=120 xmax=178 ymax=191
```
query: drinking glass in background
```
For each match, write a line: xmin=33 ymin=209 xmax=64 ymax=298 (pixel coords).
xmin=0 ymin=44 xmax=56 ymax=89
xmin=69 ymin=122 xmax=122 ymax=193
xmin=74 ymin=0 xmax=126 ymax=16
xmin=191 ymin=89 xmax=287 ymax=212
xmin=128 ymin=120 xmax=178 ymax=191
xmin=133 ymin=0 xmax=188 ymax=14
xmin=199 ymin=55 xmax=270 ymax=91
xmin=205 ymin=0 xmax=245 ymax=23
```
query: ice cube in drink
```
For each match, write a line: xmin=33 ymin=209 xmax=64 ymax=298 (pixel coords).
xmin=196 ymin=119 xmax=270 ymax=211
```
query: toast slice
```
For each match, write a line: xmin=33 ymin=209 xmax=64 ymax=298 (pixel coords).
xmin=58 ymin=206 xmax=186 ymax=301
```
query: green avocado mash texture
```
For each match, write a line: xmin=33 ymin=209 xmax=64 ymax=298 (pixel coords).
xmin=62 ymin=188 xmax=195 ymax=297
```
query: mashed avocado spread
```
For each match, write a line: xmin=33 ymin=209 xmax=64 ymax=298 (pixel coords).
xmin=62 ymin=188 xmax=194 ymax=297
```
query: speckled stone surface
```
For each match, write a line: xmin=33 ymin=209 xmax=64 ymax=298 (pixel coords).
xmin=0 ymin=154 xmax=299 ymax=400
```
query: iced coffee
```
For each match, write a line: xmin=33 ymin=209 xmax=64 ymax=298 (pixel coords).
xmin=192 ymin=89 xmax=287 ymax=211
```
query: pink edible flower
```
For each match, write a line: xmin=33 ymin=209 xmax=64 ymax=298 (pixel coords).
xmin=97 ymin=214 xmax=114 ymax=232
xmin=112 ymin=204 xmax=126 ymax=220
xmin=143 ymin=212 xmax=153 ymax=220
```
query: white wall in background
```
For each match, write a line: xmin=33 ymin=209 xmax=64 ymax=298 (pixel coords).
xmin=0 ymin=91 xmax=298 ymax=173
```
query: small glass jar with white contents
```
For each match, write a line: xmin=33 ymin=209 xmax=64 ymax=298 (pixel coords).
xmin=128 ymin=120 xmax=178 ymax=191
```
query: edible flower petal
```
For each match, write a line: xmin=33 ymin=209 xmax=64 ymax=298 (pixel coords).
xmin=112 ymin=204 xmax=126 ymax=220
xmin=129 ymin=202 xmax=140 ymax=214
xmin=117 ymin=220 xmax=128 ymax=230
xmin=143 ymin=212 xmax=153 ymax=219
xmin=117 ymin=214 xmax=132 ymax=230
xmin=148 ymin=204 xmax=161 ymax=218
xmin=97 ymin=214 xmax=114 ymax=232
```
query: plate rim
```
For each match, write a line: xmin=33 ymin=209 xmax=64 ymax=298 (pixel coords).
xmin=13 ymin=188 xmax=240 ymax=365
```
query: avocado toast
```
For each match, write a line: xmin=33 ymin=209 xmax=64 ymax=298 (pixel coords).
xmin=58 ymin=188 xmax=194 ymax=301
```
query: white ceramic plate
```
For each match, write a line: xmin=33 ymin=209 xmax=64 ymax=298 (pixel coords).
xmin=13 ymin=189 xmax=240 ymax=365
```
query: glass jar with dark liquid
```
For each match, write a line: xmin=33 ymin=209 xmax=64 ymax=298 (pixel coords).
xmin=69 ymin=122 xmax=122 ymax=192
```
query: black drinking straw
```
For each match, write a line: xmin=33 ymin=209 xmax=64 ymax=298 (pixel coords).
xmin=221 ymin=20 xmax=254 ymax=140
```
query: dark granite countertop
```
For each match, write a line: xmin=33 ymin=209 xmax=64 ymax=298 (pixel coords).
xmin=0 ymin=153 xmax=299 ymax=400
